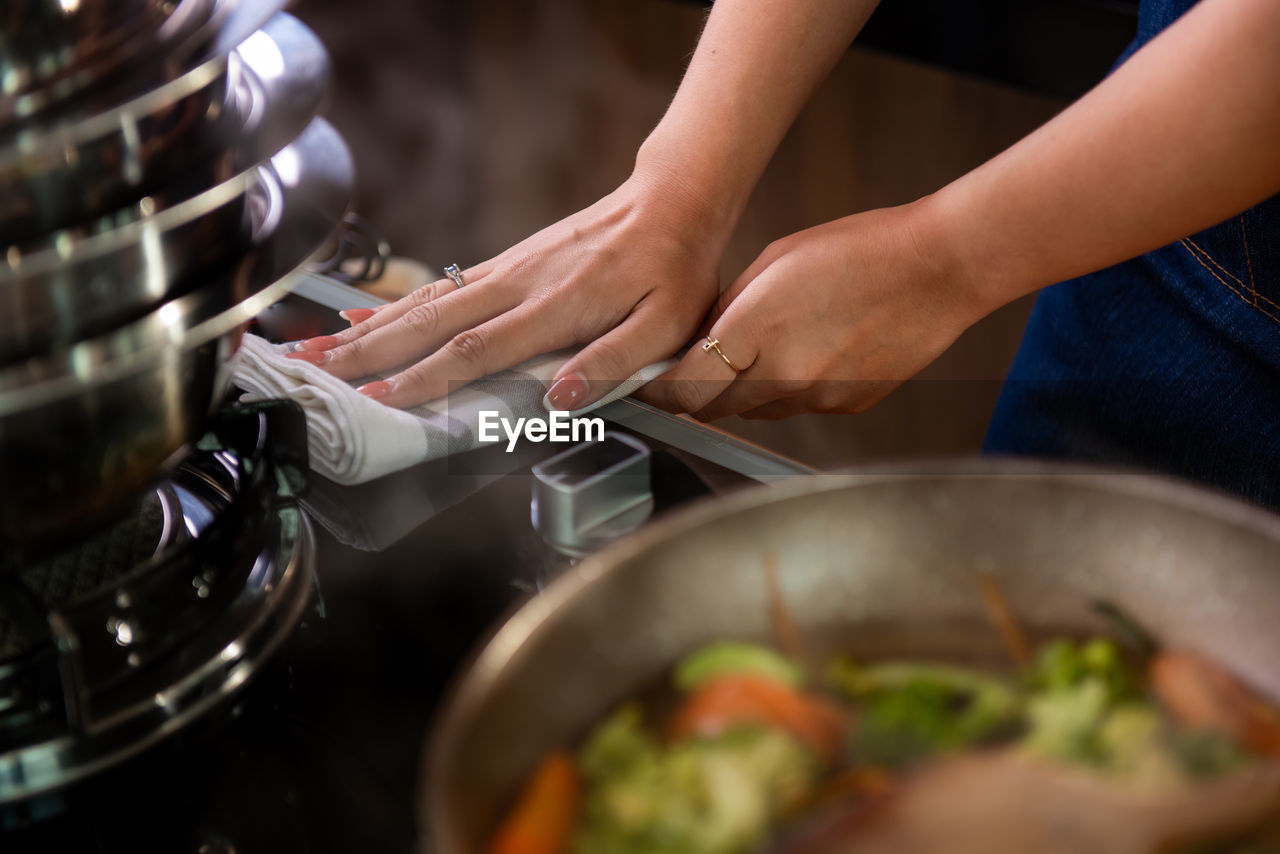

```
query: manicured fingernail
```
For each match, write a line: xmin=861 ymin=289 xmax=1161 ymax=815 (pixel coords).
xmin=295 ymin=335 xmax=340 ymax=352
xmin=339 ymin=308 xmax=377 ymax=325
xmin=543 ymin=373 xmax=588 ymax=411
xmin=285 ymin=350 xmax=328 ymax=365
xmin=356 ymin=381 xmax=392 ymax=400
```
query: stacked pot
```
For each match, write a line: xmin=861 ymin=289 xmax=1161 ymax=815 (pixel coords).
xmin=0 ymin=0 xmax=354 ymax=554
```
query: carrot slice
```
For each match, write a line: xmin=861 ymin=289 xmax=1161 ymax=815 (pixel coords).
xmin=669 ymin=673 xmax=849 ymax=761
xmin=1151 ymin=650 xmax=1280 ymax=756
xmin=487 ymin=752 xmax=581 ymax=854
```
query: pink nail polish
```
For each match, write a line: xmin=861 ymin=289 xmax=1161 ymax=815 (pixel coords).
xmin=543 ymin=373 xmax=588 ymax=411
xmin=295 ymin=334 xmax=340 ymax=352
xmin=285 ymin=350 xmax=328 ymax=365
xmin=357 ymin=380 xmax=392 ymax=400
xmin=339 ymin=308 xmax=377 ymax=325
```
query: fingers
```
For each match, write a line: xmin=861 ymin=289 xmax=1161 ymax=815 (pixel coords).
xmin=640 ymin=247 xmax=817 ymax=420
xmin=636 ymin=321 xmax=757 ymax=416
xmin=291 ymin=271 xmax=520 ymax=382
xmin=365 ymin=300 xmax=565 ymax=409
xmin=338 ymin=304 xmax=393 ymax=325
xmin=543 ymin=298 xmax=693 ymax=411
xmin=286 ymin=279 xmax=448 ymax=355
xmin=650 ymin=243 xmax=788 ymax=417
xmin=638 ymin=250 xmax=789 ymax=416
xmin=293 ymin=261 xmax=495 ymax=348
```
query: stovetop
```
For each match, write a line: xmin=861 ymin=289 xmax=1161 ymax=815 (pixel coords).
xmin=1 ymin=275 xmax=813 ymax=853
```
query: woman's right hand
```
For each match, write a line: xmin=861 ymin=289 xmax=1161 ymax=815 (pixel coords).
xmin=288 ymin=167 xmax=726 ymax=410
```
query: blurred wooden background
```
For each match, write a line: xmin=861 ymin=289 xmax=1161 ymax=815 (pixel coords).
xmin=292 ymin=0 xmax=1069 ymax=469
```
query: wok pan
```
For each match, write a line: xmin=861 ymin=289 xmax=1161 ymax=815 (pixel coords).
xmin=0 ymin=117 xmax=353 ymax=556
xmin=425 ymin=462 xmax=1280 ymax=852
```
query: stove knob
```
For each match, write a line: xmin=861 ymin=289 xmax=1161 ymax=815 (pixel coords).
xmin=531 ymin=431 xmax=653 ymax=557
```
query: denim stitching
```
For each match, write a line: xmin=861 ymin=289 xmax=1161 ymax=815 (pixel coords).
xmin=1239 ymin=216 xmax=1259 ymax=306
xmin=1179 ymin=238 xmax=1280 ymax=324
xmin=1188 ymin=236 xmax=1280 ymax=311
xmin=1182 ymin=237 xmax=1280 ymax=312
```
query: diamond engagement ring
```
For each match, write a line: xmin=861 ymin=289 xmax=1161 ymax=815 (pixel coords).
xmin=444 ymin=263 xmax=466 ymax=289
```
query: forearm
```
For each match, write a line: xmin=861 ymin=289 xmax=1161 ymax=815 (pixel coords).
xmin=925 ymin=0 xmax=1280 ymax=312
xmin=634 ymin=0 xmax=881 ymax=243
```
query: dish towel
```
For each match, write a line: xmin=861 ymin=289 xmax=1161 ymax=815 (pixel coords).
xmin=232 ymin=333 xmax=674 ymax=485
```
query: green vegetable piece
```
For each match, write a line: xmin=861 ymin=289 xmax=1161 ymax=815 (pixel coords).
xmin=827 ymin=658 xmax=1021 ymax=768
xmin=1097 ymin=703 xmax=1186 ymax=784
xmin=1018 ymin=635 xmax=1152 ymax=773
xmin=673 ymin=642 xmax=805 ymax=693
xmin=573 ymin=708 xmax=819 ymax=854
xmin=1173 ymin=729 xmax=1247 ymax=780
xmin=1027 ymin=638 xmax=1088 ymax=692
xmin=855 ymin=679 xmax=966 ymax=767
xmin=578 ymin=704 xmax=661 ymax=783
xmin=1025 ymin=637 xmax=1137 ymax=704
xmin=1021 ymin=676 xmax=1111 ymax=765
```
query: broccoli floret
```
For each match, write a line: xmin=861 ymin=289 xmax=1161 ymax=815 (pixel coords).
xmin=1017 ymin=638 xmax=1236 ymax=783
xmin=572 ymin=707 xmax=820 ymax=854
xmin=1025 ymin=637 xmax=1137 ymax=703
xmin=578 ymin=703 xmax=659 ymax=782
xmin=827 ymin=659 xmax=1021 ymax=767
xmin=1021 ymin=676 xmax=1112 ymax=765
xmin=1019 ymin=638 xmax=1141 ymax=769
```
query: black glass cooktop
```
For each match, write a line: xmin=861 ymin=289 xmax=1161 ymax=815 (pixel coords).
xmin=1 ymin=277 xmax=809 ymax=853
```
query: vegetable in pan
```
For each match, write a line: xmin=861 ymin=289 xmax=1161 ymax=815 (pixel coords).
xmin=488 ymin=625 xmax=1280 ymax=854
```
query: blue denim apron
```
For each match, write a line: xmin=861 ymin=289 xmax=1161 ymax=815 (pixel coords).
xmin=984 ymin=0 xmax=1280 ymax=510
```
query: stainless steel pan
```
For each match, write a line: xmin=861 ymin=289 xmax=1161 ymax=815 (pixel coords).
xmin=0 ymin=13 xmax=331 ymax=364
xmin=425 ymin=462 xmax=1280 ymax=852
xmin=0 ymin=117 xmax=353 ymax=554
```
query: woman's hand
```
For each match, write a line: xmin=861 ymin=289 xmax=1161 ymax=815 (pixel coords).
xmin=283 ymin=0 xmax=893 ymax=411
xmin=639 ymin=200 xmax=989 ymax=420
xmin=287 ymin=169 xmax=725 ymax=410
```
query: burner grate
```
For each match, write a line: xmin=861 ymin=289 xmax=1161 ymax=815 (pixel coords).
xmin=0 ymin=400 xmax=315 ymax=808
xmin=0 ymin=489 xmax=171 ymax=661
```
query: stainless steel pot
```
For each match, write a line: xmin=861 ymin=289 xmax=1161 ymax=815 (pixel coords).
xmin=0 ymin=10 xmax=324 ymax=247
xmin=425 ymin=462 xmax=1280 ymax=852
xmin=0 ymin=0 xmax=221 ymax=126
xmin=0 ymin=117 xmax=353 ymax=553
xmin=0 ymin=13 xmax=331 ymax=363
xmin=0 ymin=0 xmax=289 ymax=128
xmin=0 ymin=0 xmax=175 ymax=113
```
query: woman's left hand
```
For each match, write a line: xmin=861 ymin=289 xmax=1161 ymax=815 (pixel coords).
xmin=638 ymin=200 xmax=989 ymax=420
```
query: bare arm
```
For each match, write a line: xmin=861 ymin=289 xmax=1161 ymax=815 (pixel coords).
xmin=643 ymin=0 xmax=1280 ymax=419
xmin=635 ymin=0 xmax=884 ymax=247
xmin=930 ymin=0 xmax=1280 ymax=312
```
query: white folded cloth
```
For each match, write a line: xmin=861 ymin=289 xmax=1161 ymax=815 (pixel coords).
xmin=232 ymin=333 xmax=673 ymax=485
